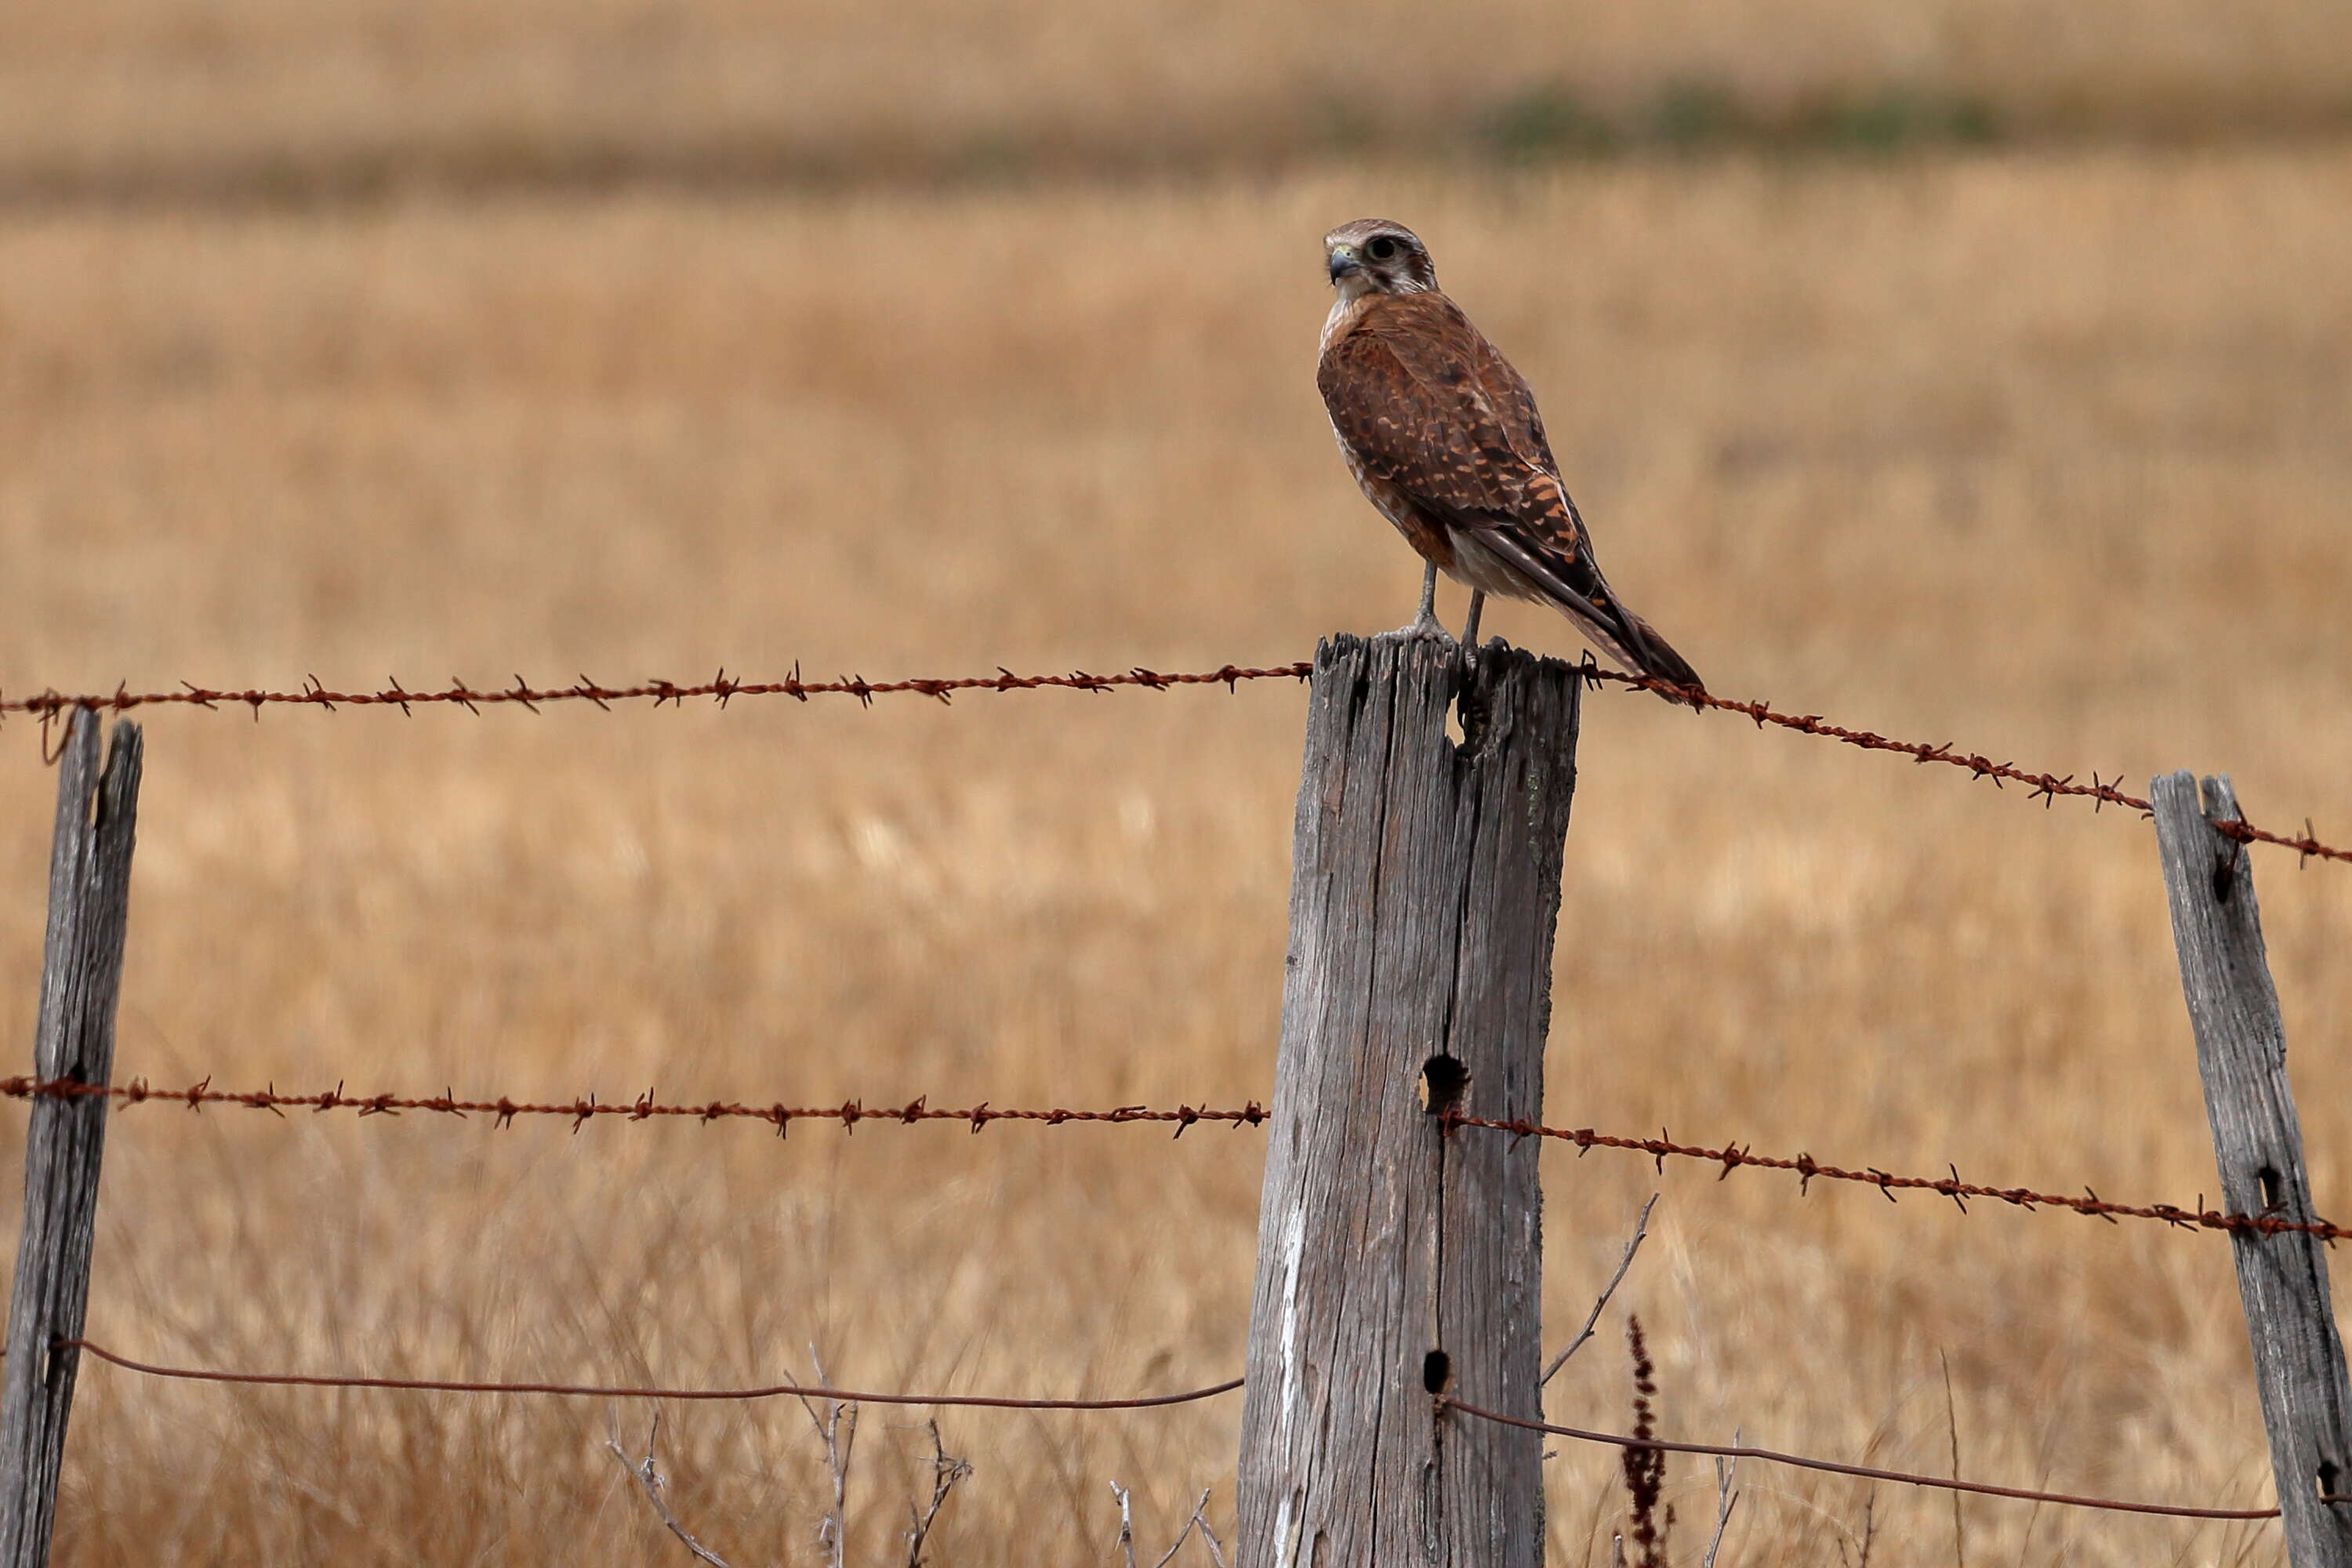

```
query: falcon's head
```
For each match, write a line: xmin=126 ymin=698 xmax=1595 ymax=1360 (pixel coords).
xmin=1324 ymin=219 xmax=1437 ymax=301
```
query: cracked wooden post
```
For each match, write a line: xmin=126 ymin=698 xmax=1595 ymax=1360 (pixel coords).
xmin=1237 ymin=633 xmax=1577 ymax=1567
xmin=0 ymin=711 xmax=143 ymax=1568
xmin=2154 ymin=771 xmax=2352 ymax=1567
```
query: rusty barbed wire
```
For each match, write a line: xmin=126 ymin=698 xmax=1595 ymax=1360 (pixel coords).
xmin=0 ymin=1075 xmax=1267 ymax=1138
xmin=1440 ymin=1109 xmax=2352 ymax=1242
xmin=6 ymin=655 xmax=2345 ymax=866
xmin=1598 ymin=666 xmax=2350 ymax=866
xmin=0 ymin=663 xmax=1315 ymax=726
xmin=1437 ymin=1396 xmax=2283 ymax=1521
xmin=60 ymin=1337 xmax=1241 ymax=1411
xmin=6 ymin=1074 xmax=2337 ymax=1243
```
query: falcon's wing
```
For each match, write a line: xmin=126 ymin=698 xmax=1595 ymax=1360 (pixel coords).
xmin=1318 ymin=294 xmax=1561 ymax=528
xmin=1319 ymin=292 xmax=1700 ymax=692
xmin=1319 ymin=293 xmax=1614 ymax=612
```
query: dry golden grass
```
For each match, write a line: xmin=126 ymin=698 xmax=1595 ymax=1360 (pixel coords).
xmin=2 ymin=145 xmax=2351 ymax=1563
xmin=7 ymin=0 xmax=2352 ymax=194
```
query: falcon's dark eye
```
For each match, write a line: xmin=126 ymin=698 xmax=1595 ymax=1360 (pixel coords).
xmin=1365 ymin=236 xmax=1399 ymax=262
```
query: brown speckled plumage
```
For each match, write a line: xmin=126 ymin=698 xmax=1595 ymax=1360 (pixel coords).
xmin=1317 ymin=218 xmax=1703 ymax=697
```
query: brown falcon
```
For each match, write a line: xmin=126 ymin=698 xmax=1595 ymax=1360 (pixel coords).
xmin=1317 ymin=217 xmax=1704 ymax=699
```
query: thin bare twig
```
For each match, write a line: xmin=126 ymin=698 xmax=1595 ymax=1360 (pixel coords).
xmin=1702 ymin=1428 xmax=1740 ymax=1568
xmin=603 ymin=1408 xmax=734 ymax=1567
xmin=1940 ymin=1352 xmax=1966 ymax=1568
xmin=902 ymin=1419 xmax=970 ymax=1568
xmin=2014 ymin=1353 xmax=2078 ymax=1567
xmin=797 ymin=1347 xmax=859 ymax=1568
xmin=1189 ymin=1492 xmax=1229 ymax=1568
xmin=1544 ymin=1194 xmax=1659 ymax=1385
xmin=1146 ymin=1489 xmax=1222 ymax=1568
xmin=1112 ymin=1483 xmax=1140 ymax=1568
xmin=1835 ymin=1491 xmax=1878 ymax=1567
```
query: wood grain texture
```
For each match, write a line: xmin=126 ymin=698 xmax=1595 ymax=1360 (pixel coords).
xmin=2154 ymin=770 xmax=2352 ymax=1566
xmin=1237 ymin=633 xmax=1578 ymax=1568
xmin=0 ymin=713 xmax=143 ymax=1568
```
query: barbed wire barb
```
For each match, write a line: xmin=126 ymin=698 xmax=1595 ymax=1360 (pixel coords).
xmin=8 ymin=658 xmax=2339 ymax=865
xmin=5 ymin=1073 xmax=2338 ymax=1243
xmin=1436 ymin=1109 xmax=2352 ymax=1242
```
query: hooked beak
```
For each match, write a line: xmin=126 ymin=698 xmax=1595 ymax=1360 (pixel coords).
xmin=1327 ymin=246 xmax=1362 ymax=284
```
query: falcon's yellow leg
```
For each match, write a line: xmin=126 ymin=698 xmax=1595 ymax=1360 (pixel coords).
xmin=1460 ymin=590 xmax=1486 ymax=647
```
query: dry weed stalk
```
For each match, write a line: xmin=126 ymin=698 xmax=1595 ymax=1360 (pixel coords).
xmin=1701 ymin=1429 xmax=1740 ymax=1568
xmin=902 ymin=1419 xmax=971 ymax=1567
xmin=1835 ymin=1492 xmax=1878 ymax=1567
xmin=1149 ymin=1489 xmax=1226 ymax=1568
xmin=1621 ymin=1316 xmax=1673 ymax=1568
xmin=1111 ymin=1483 xmax=1227 ymax=1567
xmin=1544 ymin=1194 xmax=1659 ymax=1385
xmin=605 ymin=1394 xmax=970 ymax=1566
xmin=1940 ymin=1351 xmax=1967 ymax=1568
xmin=1112 ymin=1483 xmax=1140 ymax=1568
xmin=604 ymin=1409 xmax=735 ymax=1567
xmin=797 ymin=1348 xmax=859 ymax=1568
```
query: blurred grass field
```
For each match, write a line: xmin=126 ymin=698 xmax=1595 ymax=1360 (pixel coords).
xmin=2 ymin=13 xmax=2352 ymax=1563
xmin=9 ymin=0 xmax=2352 ymax=198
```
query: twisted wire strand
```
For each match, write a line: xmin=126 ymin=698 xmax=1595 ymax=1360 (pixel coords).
xmin=1439 ymin=1109 xmax=2352 ymax=1243
xmin=8 ymin=1075 xmax=2336 ymax=1242
xmin=6 ymin=656 xmax=2341 ymax=864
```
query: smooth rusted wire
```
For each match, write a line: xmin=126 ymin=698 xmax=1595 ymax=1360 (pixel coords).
xmin=61 ymin=1338 xmax=1239 ymax=1411
xmin=1439 ymin=1397 xmax=2283 ymax=1521
xmin=46 ymin=1340 xmax=2289 ymax=1523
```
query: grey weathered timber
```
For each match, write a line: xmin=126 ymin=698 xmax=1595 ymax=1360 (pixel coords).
xmin=0 ymin=713 xmax=143 ymax=1568
xmin=1238 ymin=633 xmax=1578 ymax=1568
xmin=2154 ymin=770 xmax=2352 ymax=1566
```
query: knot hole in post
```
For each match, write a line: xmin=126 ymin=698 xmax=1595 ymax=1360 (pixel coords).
xmin=1449 ymin=656 xmax=1493 ymax=758
xmin=1422 ymin=1349 xmax=1453 ymax=1396
xmin=2259 ymin=1164 xmax=2285 ymax=1214
xmin=1450 ymin=692 xmax=1494 ymax=757
xmin=1420 ymin=1054 xmax=1470 ymax=1117
xmin=2318 ymin=1459 xmax=2343 ymax=1504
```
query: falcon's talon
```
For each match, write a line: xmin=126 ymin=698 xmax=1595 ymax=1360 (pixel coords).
xmin=1388 ymin=559 xmax=1453 ymax=640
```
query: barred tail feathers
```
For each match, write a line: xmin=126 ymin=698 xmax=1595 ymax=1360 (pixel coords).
xmin=1555 ymin=596 xmax=1705 ymax=706
xmin=1617 ymin=608 xmax=1705 ymax=704
xmin=1450 ymin=522 xmax=1704 ymax=705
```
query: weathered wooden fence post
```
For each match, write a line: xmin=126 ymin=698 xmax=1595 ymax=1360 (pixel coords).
xmin=1237 ymin=633 xmax=1578 ymax=1567
xmin=0 ymin=711 xmax=143 ymax=1567
xmin=2154 ymin=770 xmax=2352 ymax=1566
